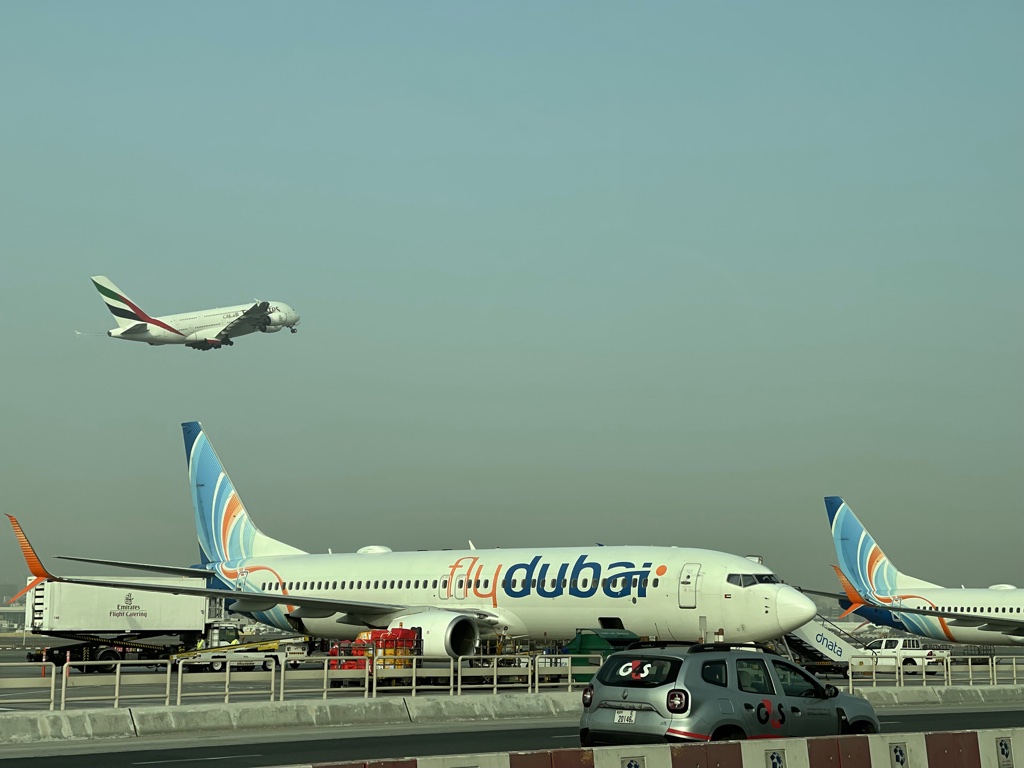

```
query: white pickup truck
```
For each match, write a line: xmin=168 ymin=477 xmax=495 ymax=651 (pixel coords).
xmin=854 ymin=637 xmax=951 ymax=674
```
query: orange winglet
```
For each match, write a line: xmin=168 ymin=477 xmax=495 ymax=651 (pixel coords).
xmin=832 ymin=564 xmax=867 ymax=620
xmin=6 ymin=515 xmax=54 ymax=603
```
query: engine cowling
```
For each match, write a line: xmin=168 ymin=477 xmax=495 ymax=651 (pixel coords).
xmin=388 ymin=611 xmax=479 ymax=658
xmin=259 ymin=311 xmax=288 ymax=332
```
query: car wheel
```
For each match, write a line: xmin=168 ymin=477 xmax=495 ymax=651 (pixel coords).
xmin=710 ymin=726 xmax=746 ymax=742
xmin=849 ymin=721 xmax=877 ymax=734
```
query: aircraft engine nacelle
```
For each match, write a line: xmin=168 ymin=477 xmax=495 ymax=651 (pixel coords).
xmin=388 ymin=612 xmax=479 ymax=658
xmin=260 ymin=311 xmax=287 ymax=332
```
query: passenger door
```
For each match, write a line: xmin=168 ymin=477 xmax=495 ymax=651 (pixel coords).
xmin=734 ymin=657 xmax=790 ymax=739
xmin=769 ymin=660 xmax=840 ymax=737
xmin=678 ymin=563 xmax=700 ymax=609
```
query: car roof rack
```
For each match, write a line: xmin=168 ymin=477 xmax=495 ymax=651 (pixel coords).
xmin=622 ymin=640 xmax=782 ymax=656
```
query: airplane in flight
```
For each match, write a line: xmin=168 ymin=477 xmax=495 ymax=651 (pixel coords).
xmin=821 ymin=496 xmax=1024 ymax=645
xmin=90 ymin=276 xmax=300 ymax=351
xmin=6 ymin=423 xmax=818 ymax=659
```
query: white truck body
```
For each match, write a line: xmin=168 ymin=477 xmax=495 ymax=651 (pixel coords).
xmin=26 ymin=577 xmax=211 ymax=634
xmin=854 ymin=637 xmax=951 ymax=672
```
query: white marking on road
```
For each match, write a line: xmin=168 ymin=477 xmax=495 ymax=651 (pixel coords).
xmin=552 ymin=735 xmax=579 ymax=739
xmin=133 ymin=756 xmax=263 ymax=765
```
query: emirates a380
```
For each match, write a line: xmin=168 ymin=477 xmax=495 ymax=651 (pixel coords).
xmin=90 ymin=276 xmax=300 ymax=351
xmin=7 ymin=423 xmax=816 ymax=658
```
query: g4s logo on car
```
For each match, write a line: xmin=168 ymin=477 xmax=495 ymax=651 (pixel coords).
xmin=756 ymin=700 xmax=786 ymax=728
xmin=618 ymin=660 xmax=653 ymax=679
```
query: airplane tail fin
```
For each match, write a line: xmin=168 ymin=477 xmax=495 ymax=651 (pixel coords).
xmin=825 ymin=496 xmax=939 ymax=600
xmin=5 ymin=514 xmax=54 ymax=603
xmin=182 ymin=421 xmax=305 ymax=567
xmin=90 ymin=276 xmax=155 ymax=329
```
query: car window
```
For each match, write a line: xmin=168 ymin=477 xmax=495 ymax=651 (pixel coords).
xmin=771 ymin=660 xmax=823 ymax=698
xmin=883 ymin=639 xmax=899 ymax=650
xmin=701 ymin=659 xmax=728 ymax=688
xmin=865 ymin=640 xmax=882 ymax=651
xmin=735 ymin=658 xmax=775 ymax=695
xmin=596 ymin=656 xmax=682 ymax=688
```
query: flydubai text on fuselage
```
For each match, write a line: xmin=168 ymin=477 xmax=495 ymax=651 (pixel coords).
xmin=90 ymin=276 xmax=300 ymax=351
xmin=828 ymin=496 xmax=1024 ymax=646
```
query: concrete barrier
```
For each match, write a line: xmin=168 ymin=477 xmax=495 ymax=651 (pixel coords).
xmin=858 ymin=683 xmax=1024 ymax=708
xmin=405 ymin=693 xmax=579 ymax=723
xmin=131 ymin=698 xmax=411 ymax=737
xmin=0 ymin=709 xmax=136 ymax=744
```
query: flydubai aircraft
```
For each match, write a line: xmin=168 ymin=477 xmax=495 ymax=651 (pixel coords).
xmin=6 ymin=423 xmax=817 ymax=659
xmin=823 ymin=496 xmax=1024 ymax=646
xmin=90 ymin=276 xmax=300 ymax=351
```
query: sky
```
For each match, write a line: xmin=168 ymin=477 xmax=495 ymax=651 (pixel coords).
xmin=1 ymin=3 xmax=1021 ymax=597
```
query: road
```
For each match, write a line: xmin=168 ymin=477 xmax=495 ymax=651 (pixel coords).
xmin=2 ymin=708 xmax=1024 ymax=768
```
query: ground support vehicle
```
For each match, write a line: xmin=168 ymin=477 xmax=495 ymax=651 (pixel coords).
xmin=328 ymin=628 xmax=421 ymax=688
xmin=170 ymin=637 xmax=309 ymax=672
xmin=856 ymin=637 xmax=951 ymax=675
xmin=579 ymin=641 xmax=879 ymax=746
xmin=23 ymin=577 xmax=243 ymax=672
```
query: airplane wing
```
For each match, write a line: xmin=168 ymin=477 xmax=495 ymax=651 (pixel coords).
xmin=7 ymin=515 xmax=497 ymax=623
xmin=214 ymin=301 xmax=272 ymax=341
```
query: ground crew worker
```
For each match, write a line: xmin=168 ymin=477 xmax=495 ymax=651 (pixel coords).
xmin=328 ymin=642 xmax=340 ymax=670
xmin=196 ymin=637 xmax=206 ymax=650
xmin=229 ymin=637 xmax=240 ymax=645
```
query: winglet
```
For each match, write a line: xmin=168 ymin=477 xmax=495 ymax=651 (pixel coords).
xmin=832 ymin=564 xmax=867 ymax=619
xmin=5 ymin=515 xmax=54 ymax=603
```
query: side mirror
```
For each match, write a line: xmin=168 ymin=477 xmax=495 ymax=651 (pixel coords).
xmin=825 ymin=684 xmax=840 ymax=699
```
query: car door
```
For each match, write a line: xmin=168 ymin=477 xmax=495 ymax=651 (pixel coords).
xmin=734 ymin=657 xmax=790 ymax=739
xmin=769 ymin=660 xmax=840 ymax=737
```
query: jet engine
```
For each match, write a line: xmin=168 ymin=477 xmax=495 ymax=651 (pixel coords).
xmin=388 ymin=611 xmax=479 ymax=658
xmin=260 ymin=311 xmax=288 ymax=332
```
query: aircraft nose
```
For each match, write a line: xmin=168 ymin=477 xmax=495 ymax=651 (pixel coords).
xmin=776 ymin=586 xmax=817 ymax=633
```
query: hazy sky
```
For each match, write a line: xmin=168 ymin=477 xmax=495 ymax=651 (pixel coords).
xmin=1 ymin=3 xmax=1021 ymax=596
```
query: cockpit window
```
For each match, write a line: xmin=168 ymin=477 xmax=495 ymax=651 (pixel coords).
xmin=727 ymin=573 xmax=781 ymax=587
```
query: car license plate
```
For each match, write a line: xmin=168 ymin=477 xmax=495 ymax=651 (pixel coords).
xmin=614 ymin=710 xmax=636 ymax=724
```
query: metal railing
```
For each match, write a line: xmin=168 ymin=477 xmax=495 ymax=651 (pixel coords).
xmin=845 ymin=654 xmax=1024 ymax=691
xmin=0 ymin=662 xmax=57 ymax=710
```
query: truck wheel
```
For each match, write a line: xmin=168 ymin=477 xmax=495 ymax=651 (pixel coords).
xmin=97 ymin=649 xmax=120 ymax=674
xmin=902 ymin=658 xmax=917 ymax=675
xmin=263 ymin=658 xmax=279 ymax=671
xmin=209 ymin=660 xmax=226 ymax=673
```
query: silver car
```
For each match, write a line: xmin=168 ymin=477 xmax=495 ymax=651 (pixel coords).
xmin=580 ymin=642 xmax=879 ymax=745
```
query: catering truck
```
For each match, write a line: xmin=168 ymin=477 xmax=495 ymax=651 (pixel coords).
xmin=23 ymin=577 xmax=245 ymax=671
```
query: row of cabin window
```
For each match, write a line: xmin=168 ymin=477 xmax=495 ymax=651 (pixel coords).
xmin=941 ymin=606 xmax=1022 ymax=614
xmin=257 ymin=577 xmax=662 ymax=592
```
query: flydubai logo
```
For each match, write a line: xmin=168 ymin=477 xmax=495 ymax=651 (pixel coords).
xmin=445 ymin=555 xmax=669 ymax=607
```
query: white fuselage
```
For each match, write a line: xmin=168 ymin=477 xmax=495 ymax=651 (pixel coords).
xmin=108 ymin=302 xmax=300 ymax=345
xmin=213 ymin=545 xmax=817 ymax=645
xmin=874 ymin=587 xmax=1024 ymax=645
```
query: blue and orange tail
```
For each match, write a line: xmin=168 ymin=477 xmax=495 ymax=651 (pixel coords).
xmin=825 ymin=496 xmax=938 ymax=600
xmin=182 ymin=422 xmax=305 ymax=567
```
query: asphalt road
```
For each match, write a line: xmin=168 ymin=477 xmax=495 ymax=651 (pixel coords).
xmin=2 ymin=708 xmax=1024 ymax=768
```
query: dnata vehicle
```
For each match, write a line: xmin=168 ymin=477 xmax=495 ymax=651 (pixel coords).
xmin=6 ymin=422 xmax=816 ymax=660
xmin=90 ymin=275 xmax=300 ymax=350
xmin=579 ymin=642 xmax=879 ymax=746
xmin=825 ymin=496 xmax=1024 ymax=646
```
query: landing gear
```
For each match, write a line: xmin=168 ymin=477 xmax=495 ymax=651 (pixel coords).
xmin=290 ymin=327 xmax=298 ymax=334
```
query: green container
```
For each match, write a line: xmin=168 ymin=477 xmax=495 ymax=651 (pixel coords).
xmin=563 ymin=628 xmax=641 ymax=682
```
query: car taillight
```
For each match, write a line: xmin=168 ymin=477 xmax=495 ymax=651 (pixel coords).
xmin=582 ymin=685 xmax=593 ymax=708
xmin=666 ymin=689 xmax=688 ymax=714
